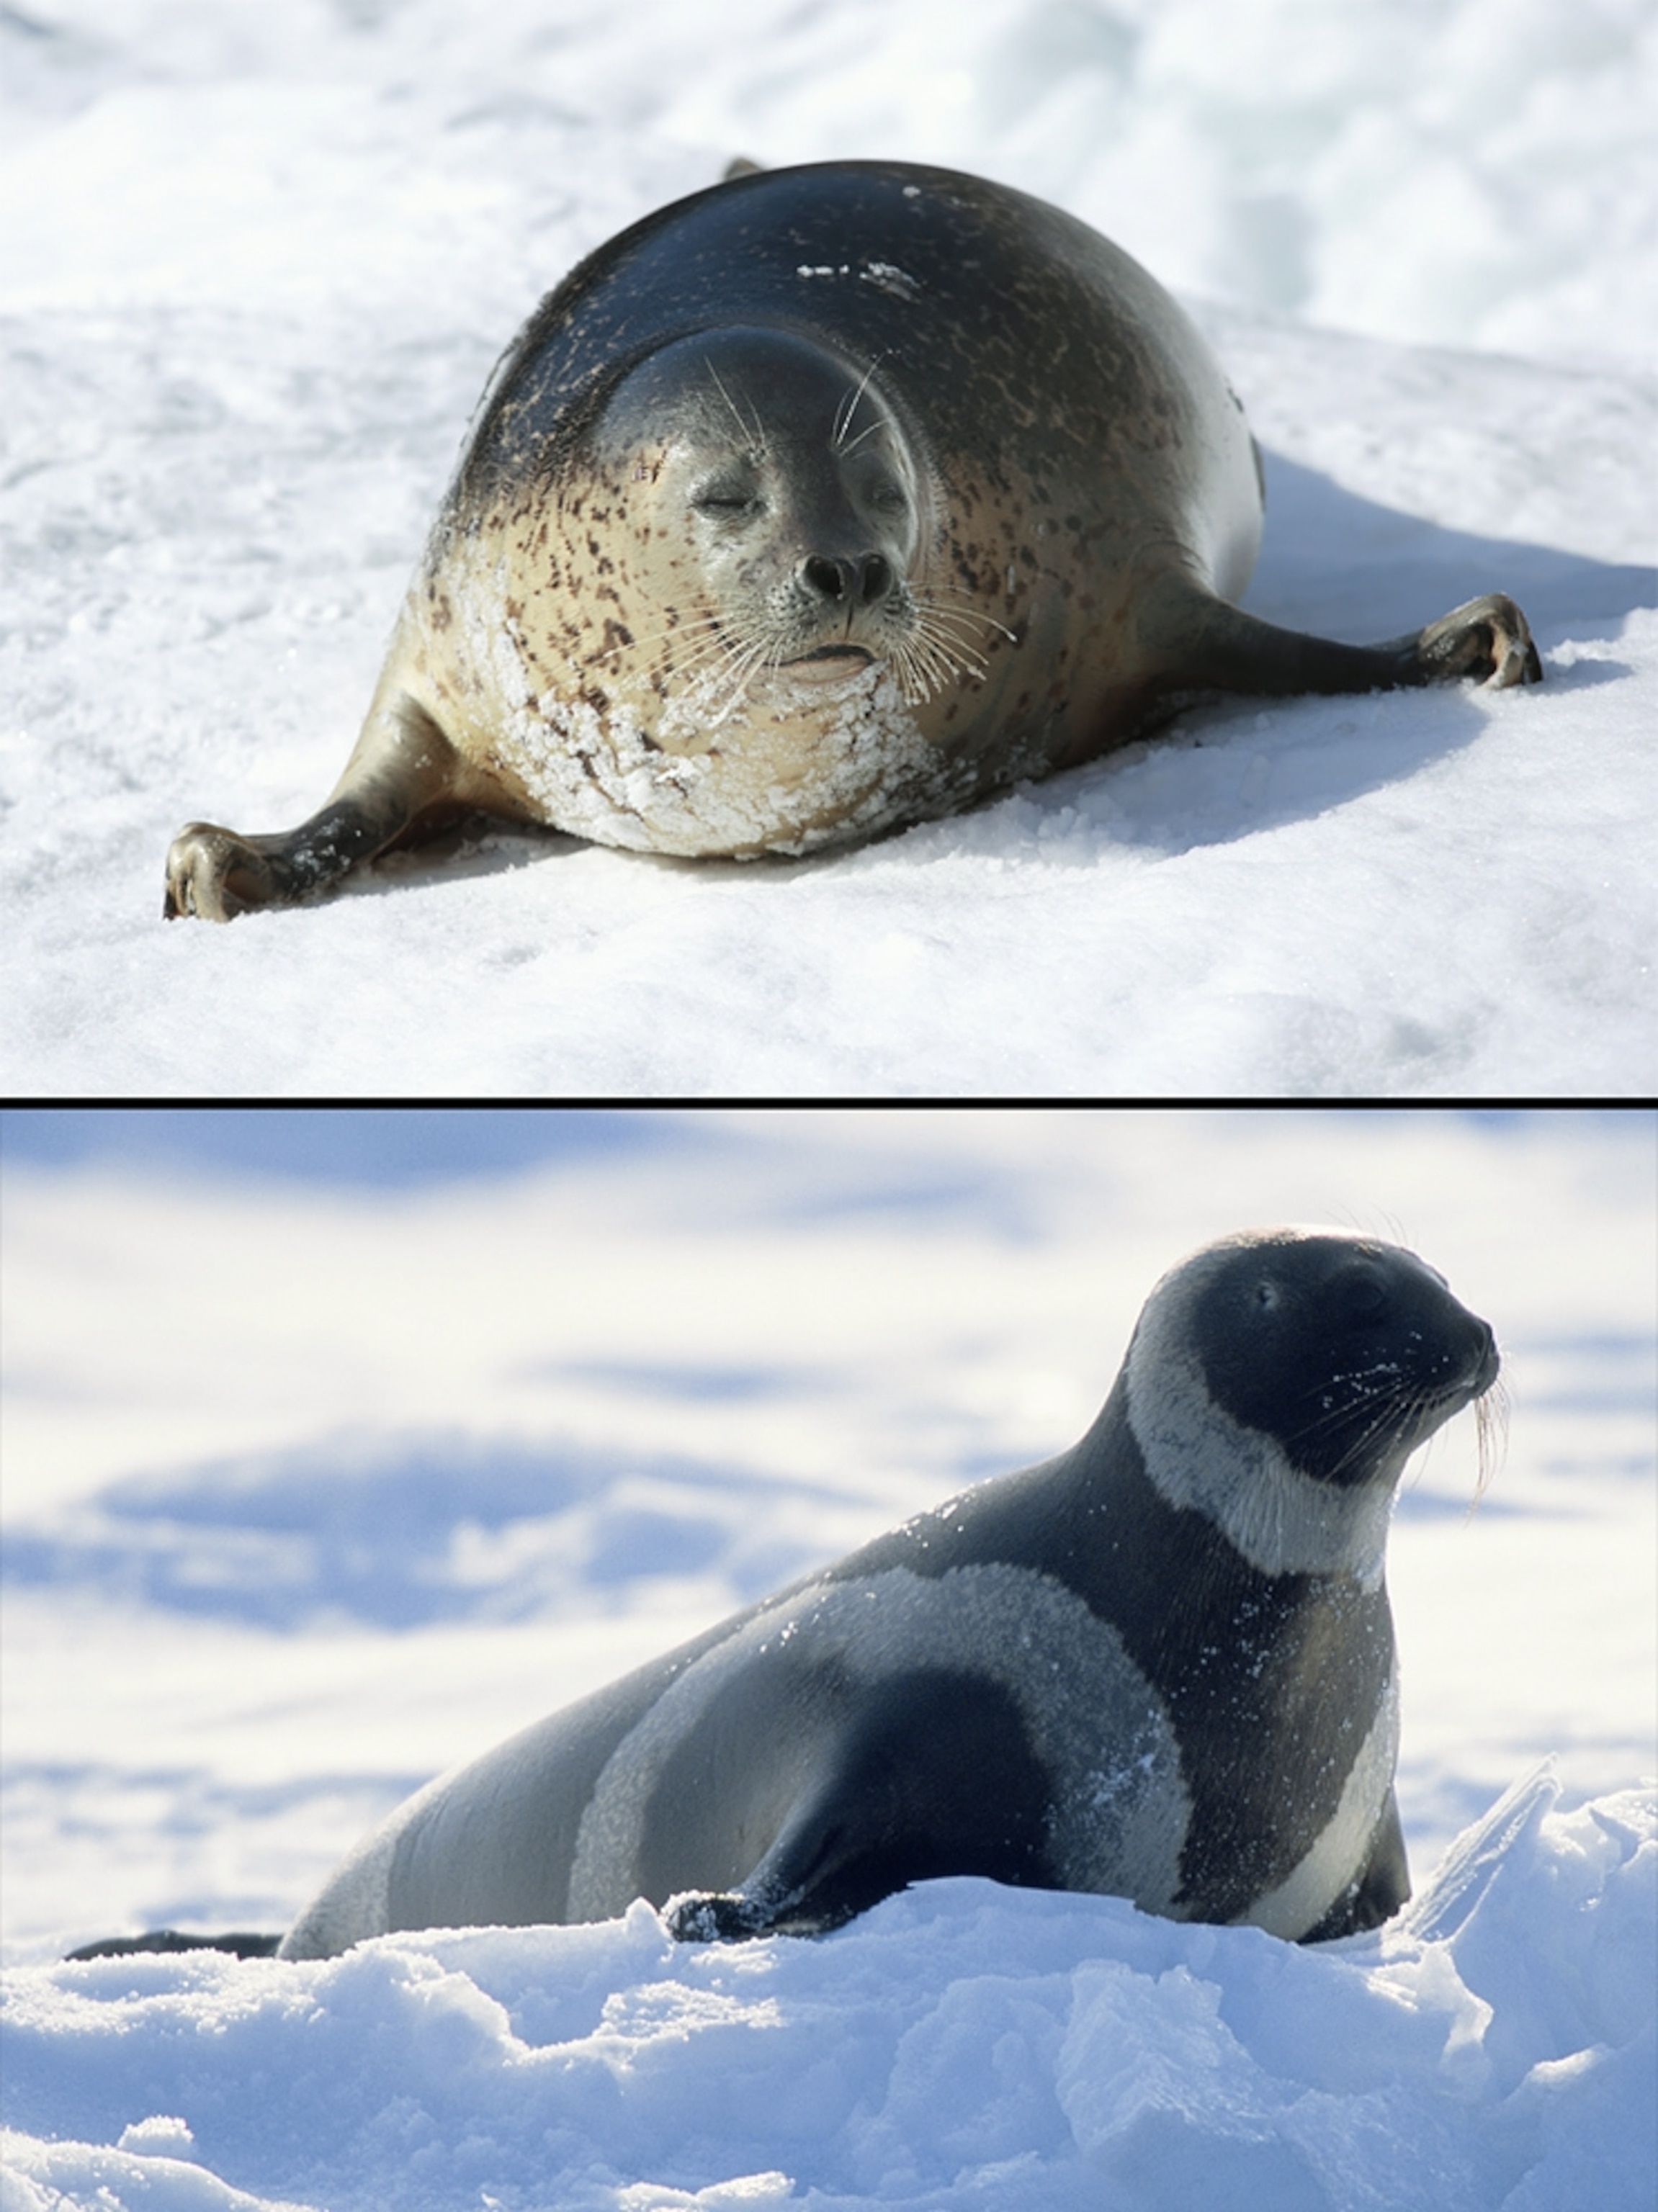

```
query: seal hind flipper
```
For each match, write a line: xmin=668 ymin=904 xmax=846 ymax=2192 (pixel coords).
xmin=66 ymin=1929 xmax=282 ymax=1961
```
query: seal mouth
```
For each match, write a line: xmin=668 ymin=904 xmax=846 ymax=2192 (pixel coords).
xmin=784 ymin=644 xmax=876 ymax=669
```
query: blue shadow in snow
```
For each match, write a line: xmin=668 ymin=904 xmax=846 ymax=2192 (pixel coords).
xmin=1247 ymin=453 xmax=1658 ymax=642
xmin=0 ymin=1434 xmax=786 ymax=1632
xmin=0 ymin=1107 xmax=681 ymax=1187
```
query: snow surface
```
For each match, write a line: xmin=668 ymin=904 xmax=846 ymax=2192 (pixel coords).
xmin=1 ymin=1 xmax=1654 ymax=1096
xmin=2 ymin=1106 xmax=1654 ymax=2208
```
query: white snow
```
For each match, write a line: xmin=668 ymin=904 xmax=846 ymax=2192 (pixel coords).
xmin=1 ymin=1 xmax=1654 ymax=1096
xmin=1 ymin=1106 xmax=1654 ymax=2209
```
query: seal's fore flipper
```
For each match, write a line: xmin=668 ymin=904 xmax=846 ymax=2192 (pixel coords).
xmin=1141 ymin=577 xmax=1543 ymax=702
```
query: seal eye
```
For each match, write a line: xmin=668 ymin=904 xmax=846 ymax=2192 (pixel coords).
xmin=692 ymin=482 xmax=765 ymax=520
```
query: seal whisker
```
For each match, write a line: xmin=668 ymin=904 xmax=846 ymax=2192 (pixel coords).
xmin=1472 ymin=1377 xmax=1509 ymax=1503
xmin=663 ymin=624 xmax=748 ymax=677
xmin=1281 ymin=1359 xmax=1497 ymax=1493
xmin=904 ymin=636 xmax=967 ymax=699
xmin=926 ymin=580 xmax=1011 ymax=605
xmin=705 ymin=362 xmax=767 ymax=459
xmin=591 ymin=612 xmax=729 ymax=667
xmin=835 ymin=415 xmax=888 ymax=458
xmin=912 ymin=590 xmax=1018 ymax=647
xmin=833 ymin=354 xmax=888 ymax=452
xmin=909 ymin=619 xmax=990 ymax=673
xmin=886 ymin=637 xmax=936 ymax=703
xmin=701 ymin=634 xmax=775 ymax=726
xmin=611 ymin=628 xmax=748 ymax=699
xmin=890 ymin=623 xmax=985 ymax=703
xmin=914 ymin=632 xmax=984 ymax=684
xmin=902 ymin=610 xmax=994 ymax=691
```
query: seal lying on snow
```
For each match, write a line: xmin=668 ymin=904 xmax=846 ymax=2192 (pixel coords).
xmin=162 ymin=161 xmax=1541 ymax=920
xmin=71 ymin=1231 xmax=1500 ymax=1961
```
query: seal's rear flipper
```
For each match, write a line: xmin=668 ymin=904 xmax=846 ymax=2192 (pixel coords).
xmin=66 ymin=1930 xmax=282 ymax=1961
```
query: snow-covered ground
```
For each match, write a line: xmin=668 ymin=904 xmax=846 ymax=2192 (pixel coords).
xmin=1 ymin=1 xmax=1654 ymax=1095
xmin=1 ymin=1106 xmax=1654 ymax=2209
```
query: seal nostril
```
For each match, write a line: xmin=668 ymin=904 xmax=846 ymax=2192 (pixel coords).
xmin=799 ymin=554 xmax=891 ymax=608
xmin=801 ymin=555 xmax=851 ymax=603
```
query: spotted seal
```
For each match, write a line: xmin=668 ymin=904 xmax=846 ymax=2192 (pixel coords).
xmin=161 ymin=161 xmax=1542 ymax=920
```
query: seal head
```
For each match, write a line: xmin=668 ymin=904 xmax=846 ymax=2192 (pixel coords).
xmin=1125 ymin=1229 xmax=1500 ymax=1584
xmin=589 ymin=326 xmax=936 ymax=706
xmin=445 ymin=324 xmax=986 ymax=856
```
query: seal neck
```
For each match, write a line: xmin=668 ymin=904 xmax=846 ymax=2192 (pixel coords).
xmin=1116 ymin=1319 xmax=1396 ymax=1588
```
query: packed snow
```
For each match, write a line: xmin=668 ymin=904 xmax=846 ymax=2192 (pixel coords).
xmin=1 ymin=1 xmax=1654 ymax=1095
xmin=2 ymin=1106 xmax=1654 ymax=2209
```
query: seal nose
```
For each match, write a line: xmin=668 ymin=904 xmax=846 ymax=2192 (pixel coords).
xmin=799 ymin=553 xmax=893 ymax=608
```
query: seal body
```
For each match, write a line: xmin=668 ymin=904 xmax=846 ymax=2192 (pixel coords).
xmin=163 ymin=161 xmax=1541 ymax=919
xmin=274 ymin=1231 xmax=1499 ymax=1959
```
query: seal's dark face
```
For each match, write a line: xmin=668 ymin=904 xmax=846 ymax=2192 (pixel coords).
xmin=590 ymin=328 xmax=995 ymax=712
xmin=1192 ymin=1235 xmax=1500 ymax=1486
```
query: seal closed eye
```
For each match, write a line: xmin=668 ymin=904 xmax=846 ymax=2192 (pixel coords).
xmin=161 ymin=157 xmax=1542 ymax=922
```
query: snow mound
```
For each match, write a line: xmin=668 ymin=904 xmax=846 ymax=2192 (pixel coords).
xmin=3 ymin=1770 xmax=1653 ymax=2212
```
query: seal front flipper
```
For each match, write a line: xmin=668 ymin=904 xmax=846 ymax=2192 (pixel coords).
xmin=663 ymin=1890 xmax=771 ymax=1941
xmin=1139 ymin=575 xmax=1543 ymax=709
xmin=163 ymin=688 xmax=513 ymax=921
xmin=1410 ymin=594 xmax=1542 ymax=688
xmin=164 ymin=802 xmax=401 ymax=922
xmin=663 ymin=1668 xmax=1052 ymax=1942
xmin=1299 ymin=1788 xmax=1410 ymax=1942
